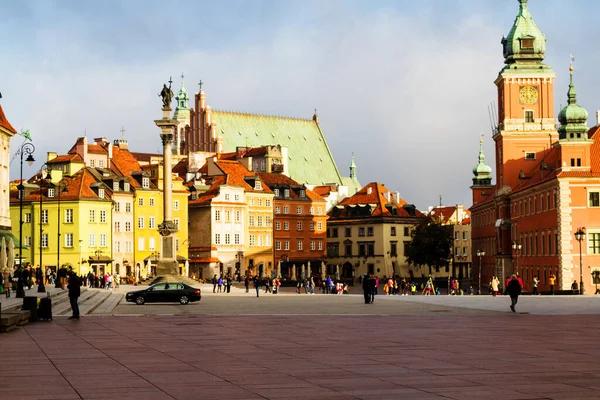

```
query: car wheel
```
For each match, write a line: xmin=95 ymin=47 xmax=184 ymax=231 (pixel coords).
xmin=180 ymin=295 xmax=189 ymax=305
xmin=135 ymin=296 xmax=145 ymax=305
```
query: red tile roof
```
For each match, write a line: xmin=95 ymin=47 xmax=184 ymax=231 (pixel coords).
xmin=257 ymin=172 xmax=323 ymax=201
xmin=0 ymin=104 xmax=17 ymax=134
xmin=189 ymin=175 xmax=226 ymax=205
xmin=87 ymin=144 xmax=106 ymax=154
xmin=336 ymin=182 xmax=421 ymax=218
xmin=47 ymin=154 xmax=84 ymax=164
xmin=312 ymin=185 xmax=336 ymax=197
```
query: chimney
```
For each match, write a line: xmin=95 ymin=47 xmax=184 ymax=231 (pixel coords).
xmin=395 ymin=192 xmax=400 ymax=203
xmin=367 ymin=187 xmax=372 ymax=195
xmin=47 ymin=152 xmax=58 ymax=162
xmin=385 ymin=191 xmax=390 ymax=202
xmin=596 ymin=109 xmax=600 ymax=126
xmin=199 ymin=91 xmax=206 ymax=110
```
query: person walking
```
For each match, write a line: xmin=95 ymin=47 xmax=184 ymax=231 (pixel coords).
xmin=244 ymin=276 xmax=250 ymax=293
xmin=491 ymin=275 xmax=500 ymax=297
xmin=217 ymin=276 xmax=223 ymax=293
xmin=532 ymin=276 xmax=539 ymax=295
xmin=212 ymin=274 xmax=218 ymax=293
xmin=362 ymin=273 xmax=370 ymax=304
xmin=549 ymin=273 xmax=556 ymax=295
xmin=67 ymin=270 xmax=82 ymax=320
xmin=226 ymin=275 xmax=232 ymax=293
xmin=571 ymin=280 xmax=578 ymax=295
xmin=253 ymin=275 xmax=261 ymax=297
xmin=507 ymin=274 xmax=522 ymax=313
xmin=367 ymin=273 xmax=376 ymax=304
xmin=3 ymin=267 xmax=11 ymax=298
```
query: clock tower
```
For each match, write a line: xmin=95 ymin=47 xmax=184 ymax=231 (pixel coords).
xmin=494 ymin=0 xmax=557 ymax=190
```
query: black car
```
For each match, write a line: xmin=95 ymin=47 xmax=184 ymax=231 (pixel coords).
xmin=126 ymin=283 xmax=201 ymax=305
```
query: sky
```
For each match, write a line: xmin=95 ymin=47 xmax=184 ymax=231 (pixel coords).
xmin=1 ymin=0 xmax=599 ymax=210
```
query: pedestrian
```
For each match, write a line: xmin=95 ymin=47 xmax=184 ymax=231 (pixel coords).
xmin=532 ymin=276 xmax=539 ymax=295
xmin=491 ymin=275 xmax=500 ymax=296
xmin=226 ymin=275 xmax=232 ymax=293
xmin=362 ymin=273 xmax=369 ymax=304
xmin=217 ymin=276 xmax=223 ymax=293
xmin=244 ymin=276 xmax=250 ymax=293
xmin=212 ymin=274 xmax=217 ymax=293
xmin=571 ymin=280 xmax=578 ymax=294
xmin=507 ymin=274 xmax=522 ymax=313
xmin=367 ymin=273 xmax=376 ymax=304
xmin=67 ymin=270 xmax=82 ymax=320
xmin=549 ymin=273 xmax=556 ymax=295
xmin=2 ymin=267 xmax=11 ymax=297
xmin=253 ymin=275 xmax=260 ymax=297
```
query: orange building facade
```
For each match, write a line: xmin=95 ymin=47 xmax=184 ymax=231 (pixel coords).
xmin=471 ymin=0 xmax=600 ymax=294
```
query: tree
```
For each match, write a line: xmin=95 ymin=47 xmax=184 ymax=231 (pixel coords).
xmin=405 ymin=216 xmax=453 ymax=274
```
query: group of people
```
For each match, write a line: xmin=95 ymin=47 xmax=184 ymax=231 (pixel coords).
xmin=84 ymin=271 xmax=120 ymax=290
xmin=212 ymin=274 xmax=233 ymax=293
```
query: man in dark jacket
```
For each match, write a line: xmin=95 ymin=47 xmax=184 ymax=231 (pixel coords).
xmin=506 ymin=274 xmax=522 ymax=313
xmin=67 ymin=271 xmax=82 ymax=320
xmin=362 ymin=273 xmax=370 ymax=304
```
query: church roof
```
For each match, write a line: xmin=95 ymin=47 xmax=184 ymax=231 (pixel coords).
xmin=0 ymin=104 xmax=16 ymax=135
xmin=211 ymin=110 xmax=343 ymax=186
xmin=334 ymin=182 xmax=422 ymax=218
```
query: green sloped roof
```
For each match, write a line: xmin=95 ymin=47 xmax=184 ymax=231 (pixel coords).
xmin=212 ymin=111 xmax=343 ymax=186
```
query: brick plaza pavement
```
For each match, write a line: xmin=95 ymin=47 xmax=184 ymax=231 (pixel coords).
xmin=2 ymin=294 xmax=600 ymax=400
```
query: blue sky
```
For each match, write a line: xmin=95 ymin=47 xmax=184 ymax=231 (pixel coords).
xmin=2 ymin=0 xmax=599 ymax=208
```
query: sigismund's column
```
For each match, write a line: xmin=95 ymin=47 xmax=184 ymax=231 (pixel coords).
xmin=154 ymin=80 xmax=179 ymax=277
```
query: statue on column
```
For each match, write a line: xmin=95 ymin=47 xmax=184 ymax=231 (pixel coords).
xmin=159 ymin=81 xmax=174 ymax=108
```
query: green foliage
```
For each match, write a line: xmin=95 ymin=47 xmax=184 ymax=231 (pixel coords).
xmin=405 ymin=217 xmax=453 ymax=269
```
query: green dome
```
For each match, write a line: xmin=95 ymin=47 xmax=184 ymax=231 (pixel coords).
xmin=502 ymin=0 xmax=546 ymax=65
xmin=473 ymin=137 xmax=492 ymax=179
xmin=558 ymin=69 xmax=589 ymax=140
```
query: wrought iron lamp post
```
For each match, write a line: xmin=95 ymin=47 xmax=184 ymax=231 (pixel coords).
xmin=476 ymin=249 xmax=485 ymax=295
xmin=511 ymin=241 xmax=522 ymax=275
xmin=575 ymin=227 xmax=585 ymax=295
xmin=16 ymin=142 xmax=35 ymax=298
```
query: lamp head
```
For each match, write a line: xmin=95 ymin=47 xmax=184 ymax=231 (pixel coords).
xmin=26 ymin=154 xmax=35 ymax=166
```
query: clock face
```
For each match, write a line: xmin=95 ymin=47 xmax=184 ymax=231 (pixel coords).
xmin=520 ymin=86 xmax=538 ymax=104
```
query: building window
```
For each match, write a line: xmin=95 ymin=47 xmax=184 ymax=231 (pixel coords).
xmin=149 ymin=216 xmax=155 ymax=229
xmin=317 ymin=207 xmax=322 ymax=215
xmin=249 ymin=235 xmax=255 ymax=246
xmin=284 ymin=189 xmax=290 ymax=198
xmin=113 ymin=182 xmax=119 ymax=192
xmin=310 ymin=207 xmax=314 ymax=214
xmin=390 ymin=242 xmax=397 ymax=256
xmin=266 ymin=216 xmax=271 ymax=226
xmin=148 ymin=198 xmax=154 ymax=207
xmin=25 ymin=236 xmax=31 ymax=247
xmin=48 ymin=188 xmax=55 ymax=198
xmin=404 ymin=227 xmax=410 ymax=236
xmin=358 ymin=243 xmax=366 ymax=256
xmin=297 ymin=222 xmax=303 ymax=231
xmin=41 ymin=234 xmax=48 ymax=248
xmin=255 ymin=181 xmax=262 ymax=191
xmin=367 ymin=243 xmax=374 ymax=256
xmin=125 ymin=241 xmax=132 ymax=253
xmin=258 ymin=235 xmax=263 ymax=246
xmin=41 ymin=210 xmax=48 ymax=224
xmin=274 ymin=189 xmax=280 ymax=197
xmin=249 ymin=215 xmax=255 ymax=226
xmin=276 ymin=241 xmax=281 ymax=251
xmin=310 ymin=222 xmax=315 ymax=231
xmin=65 ymin=233 xmax=73 ymax=248
xmin=100 ymin=233 xmax=107 ymax=247
xmin=98 ymin=189 xmax=105 ymax=199
xmin=225 ymin=234 xmax=231 ymax=245
xmin=391 ymin=226 xmax=396 ymax=236
xmin=297 ymin=206 xmax=302 ymax=215
xmin=114 ymin=202 xmax=120 ymax=212
xmin=266 ymin=235 xmax=271 ymax=246
xmin=89 ymin=210 xmax=95 ymax=223
xmin=589 ymin=233 xmax=600 ymax=254
xmin=525 ymin=152 xmax=536 ymax=160
xmin=215 ymin=234 xmax=221 ymax=245
xmin=249 ymin=198 xmax=254 ymax=206
xmin=284 ymin=222 xmax=289 ymax=231
xmin=138 ymin=217 xmax=144 ymax=229
xmin=404 ymin=241 xmax=410 ymax=256
xmin=174 ymin=218 xmax=179 ymax=229
xmin=137 ymin=237 xmax=145 ymax=251
xmin=345 ymin=243 xmax=352 ymax=256
xmin=114 ymin=241 xmax=120 ymax=253
xmin=524 ymin=110 xmax=534 ymax=123
xmin=283 ymin=206 xmax=289 ymax=214
xmin=100 ymin=210 xmax=106 ymax=223
xmin=266 ymin=199 xmax=271 ymax=207
xmin=367 ymin=227 xmax=374 ymax=236
xmin=284 ymin=241 xmax=289 ymax=250
xmin=142 ymin=177 xmax=149 ymax=188
xmin=310 ymin=241 xmax=316 ymax=250
xmin=359 ymin=227 xmax=365 ymax=237
xmin=235 ymin=210 xmax=241 ymax=222
xmin=521 ymin=38 xmax=534 ymax=49
xmin=138 ymin=197 xmax=144 ymax=206
xmin=275 ymin=221 xmax=281 ymax=230
xmin=125 ymin=222 xmax=131 ymax=232
xmin=234 ymin=233 xmax=240 ymax=245
xmin=463 ymin=231 xmax=468 ymax=240
xmin=225 ymin=210 xmax=231 ymax=222
xmin=297 ymin=241 xmax=303 ymax=251
xmin=173 ymin=200 xmax=179 ymax=210
xmin=318 ymin=241 xmax=322 ymax=250
xmin=25 ymin=213 xmax=31 ymax=223
xmin=215 ymin=210 xmax=221 ymax=221
xmin=224 ymin=194 xmax=230 ymax=201
xmin=317 ymin=222 xmax=323 ymax=231
xmin=126 ymin=202 xmax=131 ymax=212
xmin=332 ymin=228 xmax=338 ymax=238
xmin=235 ymin=194 xmax=240 ymax=201
xmin=124 ymin=183 xmax=130 ymax=192
xmin=257 ymin=216 xmax=263 ymax=227
xmin=114 ymin=222 xmax=120 ymax=232
xmin=589 ymin=192 xmax=600 ymax=207
xmin=275 ymin=206 xmax=281 ymax=214
xmin=258 ymin=199 xmax=263 ymax=206
xmin=89 ymin=233 xmax=96 ymax=247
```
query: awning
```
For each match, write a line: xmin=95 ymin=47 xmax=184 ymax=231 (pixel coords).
xmin=189 ymin=257 xmax=220 ymax=263
xmin=88 ymin=256 xmax=113 ymax=264
xmin=0 ymin=229 xmax=21 ymax=248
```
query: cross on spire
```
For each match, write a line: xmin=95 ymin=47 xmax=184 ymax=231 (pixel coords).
xmin=198 ymin=80 xmax=203 ymax=92
xmin=181 ymin=72 xmax=185 ymax=82
xmin=120 ymin=126 xmax=126 ymax=138
xmin=168 ymin=76 xmax=173 ymax=88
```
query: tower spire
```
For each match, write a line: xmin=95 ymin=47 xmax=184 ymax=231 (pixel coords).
xmin=349 ymin=153 xmax=358 ymax=183
xmin=472 ymin=133 xmax=492 ymax=185
xmin=558 ymin=60 xmax=589 ymax=140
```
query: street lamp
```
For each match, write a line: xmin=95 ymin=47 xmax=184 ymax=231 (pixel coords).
xmin=476 ymin=249 xmax=485 ymax=295
xmin=575 ymin=227 xmax=585 ymax=295
xmin=511 ymin=241 xmax=522 ymax=275
xmin=16 ymin=142 xmax=35 ymax=298
xmin=37 ymin=166 xmax=48 ymax=293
